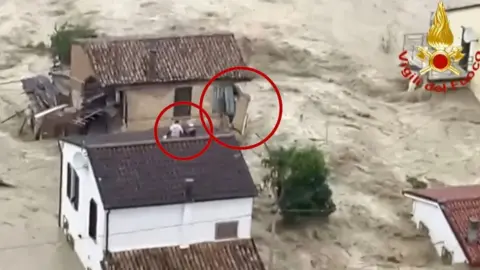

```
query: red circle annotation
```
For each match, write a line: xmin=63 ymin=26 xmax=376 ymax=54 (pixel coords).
xmin=198 ymin=66 xmax=283 ymax=151
xmin=153 ymin=101 xmax=214 ymax=161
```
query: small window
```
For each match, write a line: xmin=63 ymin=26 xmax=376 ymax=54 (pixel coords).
xmin=66 ymin=163 xmax=72 ymax=198
xmin=215 ymin=221 xmax=238 ymax=240
xmin=88 ymin=199 xmax=97 ymax=240
xmin=66 ymin=163 xmax=80 ymax=210
xmin=173 ymin=87 xmax=192 ymax=117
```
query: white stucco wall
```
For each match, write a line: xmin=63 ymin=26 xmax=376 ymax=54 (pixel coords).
xmin=406 ymin=195 xmax=467 ymax=264
xmin=59 ymin=142 xmax=106 ymax=270
xmin=108 ymin=197 xmax=253 ymax=252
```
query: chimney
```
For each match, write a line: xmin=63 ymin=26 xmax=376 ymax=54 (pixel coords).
xmin=180 ymin=178 xmax=194 ymax=249
xmin=467 ymin=217 xmax=479 ymax=243
xmin=146 ymin=49 xmax=157 ymax=81
xmin=185 ymin=178 xmax=194 ymax=201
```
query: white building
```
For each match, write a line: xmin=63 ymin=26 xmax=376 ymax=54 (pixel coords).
xmin=57 ymin=128 xmax=264 ymax=270
xmin=403 ymin=185 xmax=480 ymax=266
xmin=402 ymin=4 xmax=480 ymax=93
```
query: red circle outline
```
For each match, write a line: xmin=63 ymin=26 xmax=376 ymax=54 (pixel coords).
xmin=153 ymin=101 xmax=214 ymax=161
xmin=199 ymin=66 xmax=283 ymax=150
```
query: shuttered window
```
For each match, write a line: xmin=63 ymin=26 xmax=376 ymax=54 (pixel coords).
xmin=215 ymin=221 xmax=238 ymax=240
xmin=88 ymin=199 xmax=97 ymax=241
xmin=66 ymin=163 xmax=80 ymax=211
xmin=212 ymin=86 xmax=224 ymax=114
xmin=66 ymin=163 xmax=72 ymax=198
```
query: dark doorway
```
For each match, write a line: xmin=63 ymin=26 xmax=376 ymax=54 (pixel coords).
xmin=173 ymin=87 xmax=192 ymax=117
xmin=460 ymin=27 xmax=471 ymax=71
xmin=88 ymin=199 xmax=97 ymax=240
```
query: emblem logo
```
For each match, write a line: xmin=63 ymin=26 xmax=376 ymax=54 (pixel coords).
xmin=416 ymin=1 xmax=464 ymax=75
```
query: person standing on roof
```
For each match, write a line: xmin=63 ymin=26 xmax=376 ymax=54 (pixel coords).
xmin=169 ymin=120 xmax=184 ymax=138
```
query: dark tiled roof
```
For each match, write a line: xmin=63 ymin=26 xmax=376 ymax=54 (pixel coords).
xmin=60 ymin=129 xmax=257 ymax=209
xmin=106 ymin=239 xmax=265 ymax=270
xmin=442 ymin=200 xmax=480 ymax=266
xmin=446 ymin=4 xmax=480 ymax=12
xmin=403 ymin=185 xmax=480 ymax=266
xmin=402 ymin=185 xmax=480 ymax=203
xmin=77 ymin=33 xmax=252 ymax=87
xmin=61 ymin=126 xmax=222 ymax=147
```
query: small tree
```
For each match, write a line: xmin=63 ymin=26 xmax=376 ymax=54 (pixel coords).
xmin=50 ymin=22 xmax=98 ymax=66
xmin=262 ymin=145 xmax=335 ymax=222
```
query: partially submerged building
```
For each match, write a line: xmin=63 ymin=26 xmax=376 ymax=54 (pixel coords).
xmin=57 ymin=129 xmax=264 ymax=270
xmin=22 ymin=33 xmax=253 ymax=139
xmin=403 ymin=185 xmax=480 ymax=266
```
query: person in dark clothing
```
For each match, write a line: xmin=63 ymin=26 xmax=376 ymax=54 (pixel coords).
xmin=185 ymin=121 xmax=196 ymax=137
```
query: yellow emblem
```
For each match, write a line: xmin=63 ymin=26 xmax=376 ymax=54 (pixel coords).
xmin=416 ymin=1 xmax=465 ymax=75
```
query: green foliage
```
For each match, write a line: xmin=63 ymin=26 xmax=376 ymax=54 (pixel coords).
xmin=262 ymin=145 xmax=335 ymax=223
xmin=50 ymin=22 xmax=97 ymax=65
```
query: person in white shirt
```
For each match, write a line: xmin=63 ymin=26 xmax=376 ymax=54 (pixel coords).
xmin=169 ymin=120 xmax=184 ymax=138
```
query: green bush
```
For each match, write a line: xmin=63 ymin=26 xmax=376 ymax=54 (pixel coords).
xmin=50 ymin=22 xmax=98 ymax=65
xmin=261 ymin=145 xmax=335 ymax=223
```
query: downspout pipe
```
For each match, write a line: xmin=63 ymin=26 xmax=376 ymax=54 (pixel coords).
xmin=102 ymin=210 xmax=111 ymax=269
xmin=57 ymin=141 xmax=63 ymax=228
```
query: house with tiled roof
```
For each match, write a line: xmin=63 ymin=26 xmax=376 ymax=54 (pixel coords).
xmin=68 ymin=33 xmax=253 ymax=134
xmin=403 ymin=185 xmax=480 ymax=266
xmin=57 ymin=128 xmax=264 ymax=270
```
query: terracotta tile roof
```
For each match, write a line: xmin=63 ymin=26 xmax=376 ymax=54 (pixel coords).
xmin=105 ymin=239 xmax=265 ymax=270
xmin=77 ymin=33 xmax=252 ymax=87
xmin=60 ymin=129 xmax=257 ymax=209
xmin=402 ymin=184 xmax=480 ymax=202
xmin=403 ymin=185 xmax=480 ymax=266
xmin=442 ymin=199 xmax=480 ymax=266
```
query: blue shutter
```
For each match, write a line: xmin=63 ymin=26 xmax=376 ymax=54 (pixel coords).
xmin=212 ymin=85 xmax=226 ymax=113
xmin=224 ymin=85 xmax=236 ymax=119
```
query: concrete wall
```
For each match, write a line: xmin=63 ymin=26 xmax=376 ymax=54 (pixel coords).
xmin=70 ymin=44 xmax=95 ymax=110
xmin=119 ymin=81 xmax=222 ymax=131
xmin=108 ymin=198 xmax=254 ymax=252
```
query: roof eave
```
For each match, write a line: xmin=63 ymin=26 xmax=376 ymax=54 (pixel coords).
xmin=402 ymin=191 xmax=440 ymax=205
xmin=102 ymin=76 xmax=253 ymax=89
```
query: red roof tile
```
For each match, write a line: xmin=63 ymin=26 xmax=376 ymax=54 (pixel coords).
xmin=105 ymin=239 xmax=265 ymax=270
xmin=402 ymin=184 xmax=480 ymax=202
xmin=77 ymin=33 xmax=252 ymax=87
xmin=443 ymin=199 xmax=480 ymax=266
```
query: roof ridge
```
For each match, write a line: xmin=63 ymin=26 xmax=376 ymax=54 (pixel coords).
xmin=75 ymin=32 xmax=236 ymax=44
xmin=86 ymin=133 xmax=235 ymax=149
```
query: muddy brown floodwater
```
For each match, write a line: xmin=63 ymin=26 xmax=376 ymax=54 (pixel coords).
xmin=1 ymin=0 xmax=480 ymax=269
